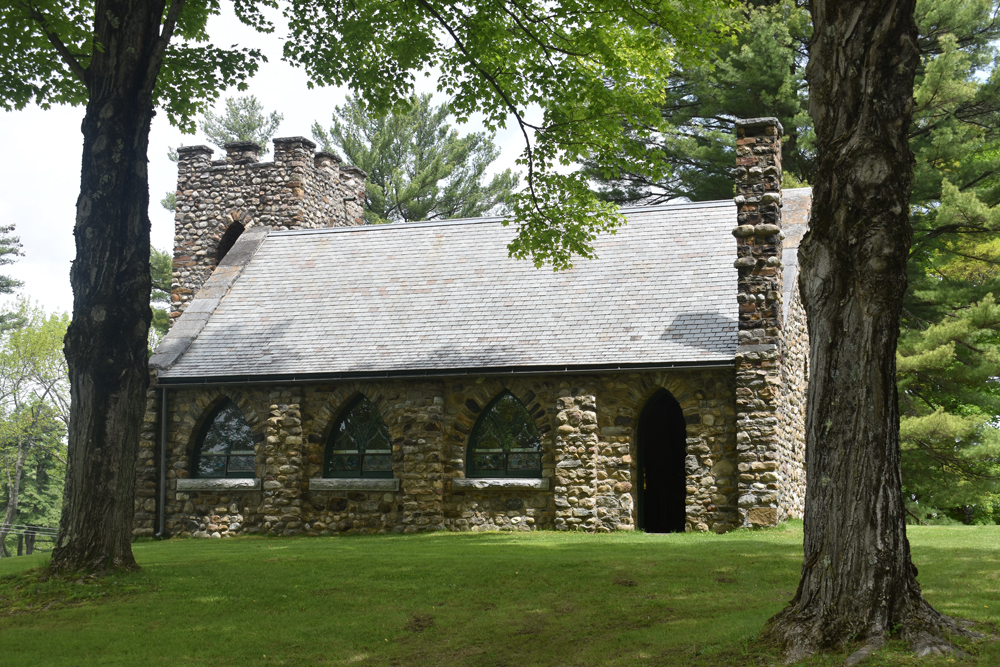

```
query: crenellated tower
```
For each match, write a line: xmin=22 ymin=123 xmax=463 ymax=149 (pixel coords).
xmin=169 ymin=136 xmax=367 ymax=319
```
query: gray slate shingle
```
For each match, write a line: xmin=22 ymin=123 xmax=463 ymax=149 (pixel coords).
xmin=159 ymin=199 xmax=747 ymax=379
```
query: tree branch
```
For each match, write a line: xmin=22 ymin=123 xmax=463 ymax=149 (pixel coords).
xmin=23 ymin=1 xmax=88 ymax=85
xmin=144 ymin=0 xmax=187 ymax=94
xmin=414 ymin=0 xmax=541 ymax=210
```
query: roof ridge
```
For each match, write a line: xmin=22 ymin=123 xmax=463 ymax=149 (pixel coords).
xmin=271 ymin=198 xmax=736 ymax=237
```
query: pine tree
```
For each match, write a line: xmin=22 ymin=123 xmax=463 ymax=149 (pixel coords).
xmin=583 ymin=0 xmax=812 ymax=204
xmin=0 ymin=225 xmax=23 ymax=298
xmin=148 ymin=247 xmax=172 ymax=351
xmin=201 ymin=95 xmax=283 ymax=155
xmin=162 ymin=96 xmax=283 ymax=212
xmin=894 ymin=0 xmax=1000 ymax=522
xmin=312 ymin=94 xmax=518 ymax=224
xmin=588 ymin=0 xmax=1000 ymax=524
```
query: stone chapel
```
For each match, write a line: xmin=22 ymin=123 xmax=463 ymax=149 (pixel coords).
xmin=132 ymin=117 xmax=810 ymax=539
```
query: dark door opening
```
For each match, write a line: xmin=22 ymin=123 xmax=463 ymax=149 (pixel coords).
xmin=637 ymin=389 xmax=687 ymax=533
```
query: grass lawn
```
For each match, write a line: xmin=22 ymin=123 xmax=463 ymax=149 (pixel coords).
xmin=0 ymin=522 xmax=997 ymax=666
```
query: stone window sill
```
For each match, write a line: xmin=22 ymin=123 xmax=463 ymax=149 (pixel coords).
xmin=176 ymin=478 xmax=261 ymax=491
xmin=451 ymin=478 xmax=550 ymax=491
xmin=309 ymin=478 xmax=400 ymax=492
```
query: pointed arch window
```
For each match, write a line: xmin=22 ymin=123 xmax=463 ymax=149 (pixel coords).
xmin=325 ymin=396 xmax=393 ymax=478
xmin=467 ymin=391 xmax=542 ymax=478
xmin=193 ymin=399 xmax=256 ymax=478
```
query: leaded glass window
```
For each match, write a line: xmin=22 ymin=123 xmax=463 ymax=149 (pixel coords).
xmin=324 ymin=396 xmax=393 ymax=478
xmin=467 ymin=391 xmax=542 ymax=478
xmin=193 ymin=399 xmax=256 ymax=478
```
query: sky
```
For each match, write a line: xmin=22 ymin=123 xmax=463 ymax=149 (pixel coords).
xmin=0 ymin=7 xmax=525 ymax=317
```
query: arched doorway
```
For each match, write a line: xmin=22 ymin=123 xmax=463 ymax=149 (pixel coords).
xmin=637 ymin=389 xmax=687 ymax=533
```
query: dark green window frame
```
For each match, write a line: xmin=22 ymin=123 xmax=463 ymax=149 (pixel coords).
xmin=192 ymin=399 xmax=257 ymax=479
xmin=324 ymin=396 xmax=394 ymax=478
xmin=467 ymin=391 xmax=542 ymax=478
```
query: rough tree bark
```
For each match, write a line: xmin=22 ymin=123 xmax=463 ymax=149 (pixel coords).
xmin=762 ymin=0 xmax=972 ymax=659
xmin=48 ymin=0 xmax=170 ymax=573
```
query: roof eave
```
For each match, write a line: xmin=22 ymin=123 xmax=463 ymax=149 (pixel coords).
xmin=156 ymin=358 xmax=737 ymax=387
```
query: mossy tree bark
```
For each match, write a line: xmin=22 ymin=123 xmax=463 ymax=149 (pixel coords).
xmin=49 ymin=0 xmax=170 ymax=573
xmin=762 ymin=0 xmax=970 ymax=659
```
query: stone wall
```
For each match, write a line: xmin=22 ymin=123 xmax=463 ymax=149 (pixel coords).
xmin=133 ymin=370 xmax=161 ymax=537
xmin=133 ymin=369 xmax=740 ymax=538
xmin=777 ymin=286 xmax=808 ymax=520
xmin=170 ymin=137 xmax=366 ymax=319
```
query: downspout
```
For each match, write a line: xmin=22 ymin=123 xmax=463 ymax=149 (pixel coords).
xmin=155 ymin=386 xmax=168 ymax=538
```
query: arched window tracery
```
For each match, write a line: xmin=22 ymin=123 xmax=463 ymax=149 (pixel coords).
xmin=467 ymin=391 xmax=542 ymax=478
xmin=192 ymin=399 xmax=256 ymax=478
xmin=325 ymin=396 xmax=393 ymax=478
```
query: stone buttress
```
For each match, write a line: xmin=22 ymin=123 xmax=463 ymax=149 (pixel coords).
xmin=732 ymin=117 xmax=796 ymax=527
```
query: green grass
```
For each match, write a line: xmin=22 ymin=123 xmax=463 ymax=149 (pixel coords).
xmin=0 ymin=523 xmax=997 ymax=666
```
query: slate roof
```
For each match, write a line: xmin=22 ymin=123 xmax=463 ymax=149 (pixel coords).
xmin=154 ymin=195 xmax=809 ymax=382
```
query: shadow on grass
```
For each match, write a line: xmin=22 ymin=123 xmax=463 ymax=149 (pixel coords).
xmin=0 ymin=525 xmax=995 ymax=666
xmin=0 ymin=565 xmax=156 ymax=618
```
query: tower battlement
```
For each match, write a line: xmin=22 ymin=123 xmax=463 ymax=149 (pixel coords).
xmin=170 ymin=136 xmax=367 ymax=318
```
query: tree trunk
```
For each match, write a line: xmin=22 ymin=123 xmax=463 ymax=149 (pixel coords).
xmin=762 ymin=0 xmax=970 ymax=658
xmin=49 ymin=0 xmax=161 ymax=574
xmin=0 ymin=441 xmax=27 ymax=558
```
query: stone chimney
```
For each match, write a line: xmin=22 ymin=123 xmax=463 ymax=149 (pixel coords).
xmin=734 ymin=117 xmax=783 ymax=340
xmin=169 ymin=136 xmax=368 ymax=319
xmin=732 ymin=117 xmax=784 ymax=528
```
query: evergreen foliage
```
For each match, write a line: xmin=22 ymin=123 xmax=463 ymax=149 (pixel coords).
xmin=0 ymin=225 xmax=25 ymax=333
xmin=897 ymin=295 xmax=1000 ymax=524
xmin=160 ymin=191 xmax=177 ymax=213
xmin=0 ymin=225 xmax=23 ymax=299
xmin=148 ymin=247 xmax=172 ymax=351
xmin=583 ymin=0 xmax=812 ymax=204
xmin=200 ymin=95 xmax=283 ymax=155
xmin=587 ymin=0 xmax=1000 ymax=523
xmin=896 ymin=0 xmax=1000 ymax=523
xmin=312 ymin=94 xmax=518 ymax=224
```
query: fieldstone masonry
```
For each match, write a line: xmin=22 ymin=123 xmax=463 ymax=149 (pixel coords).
xmin=133 ymin=370 xmax=160 ymax=534
xmin=258 ymin=395 xmax=306 ymax=535
xmin=135 ymin=119 xmax=809 ymax=539
xmin=777 ymin=289 xmax=808 ymax=520
xmin=133 ymin=370 xmax=745 ymax=537
xmin=732 ymin=117 xmax=806 ymax=526
xmin=170 ymin=137 xmax=366 ymax=318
